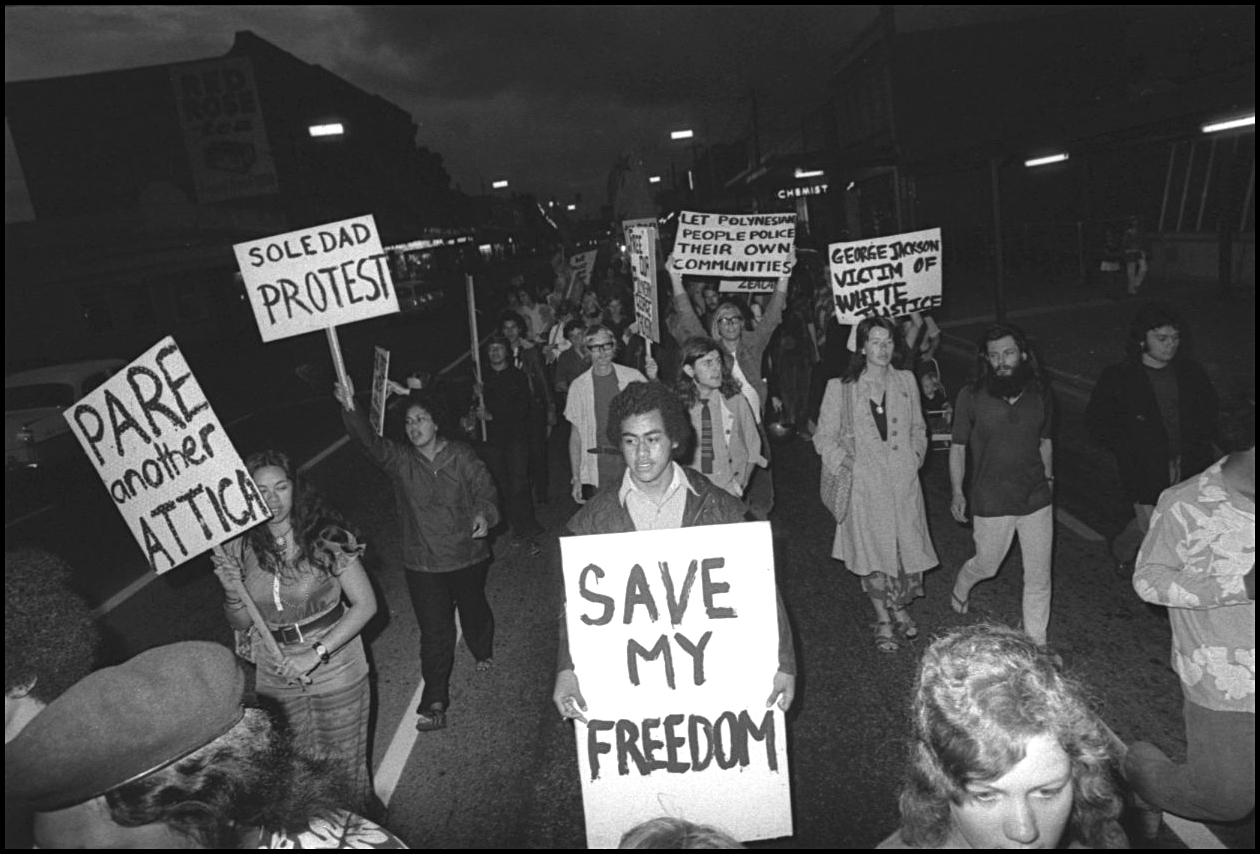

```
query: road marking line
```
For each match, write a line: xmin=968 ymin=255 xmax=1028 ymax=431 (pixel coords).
xmin=374 ymin=676 xmax=427 ymax=805
xmin=1164 ymin=814 xmax=1226 ymax=849
xmin=4 ymin=503 xmax=55 ymax=530
xmin=1055 ymin=507 xmax=1105 ymax=542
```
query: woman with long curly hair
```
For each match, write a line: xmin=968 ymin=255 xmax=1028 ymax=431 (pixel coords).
xmin=210 ymin=450 xmax=377 ymax=811
xmin=880 ymin=624 xmax=1126 ymax=849
xmin=674 ymin=336 xmax=765 ymax=498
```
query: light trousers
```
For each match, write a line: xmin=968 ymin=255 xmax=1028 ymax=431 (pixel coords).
xmin=953 ymin=504 xmax=1054 ymax=645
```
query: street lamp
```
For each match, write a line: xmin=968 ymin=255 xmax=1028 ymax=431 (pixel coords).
xmin=648 ymin=175 xmax=661 ymax=184
xmin=491 ymin=179 xmax=509 ymax=189
xmin=308 ymin=122 xmax=345 ymax=138
xmin=1201 ymin=113 xmax=1255 ymax=134
xmin=1024 ymin=152 xmax=1069 ymax=167
xmin=794 ymin=167 xmax=825 ymax=180
xmin=670 ymin=129 xmax=694 ymax=141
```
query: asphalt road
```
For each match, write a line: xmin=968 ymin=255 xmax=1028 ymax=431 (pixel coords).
xmin=6 ymin=298 xmax=1252 ymax=848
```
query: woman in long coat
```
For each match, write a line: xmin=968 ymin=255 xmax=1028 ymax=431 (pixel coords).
xmin=814 ymin=316 xmax=938 ymax=652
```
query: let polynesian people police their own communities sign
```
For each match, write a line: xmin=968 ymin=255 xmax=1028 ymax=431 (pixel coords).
xmin=65 ymin=337 xmax=268 ymax=573
xmin=671 ymin=211 xmax=795 ymax=278
xmin=828 ymin=227 xmax=943 ymax=322
xmin=233 ymin=214 xmax=399 ymax=343
xmin=561 ymin=522 xmax=792 ymax=848
xmin=627 ymin=224 xmax=660 ymax=345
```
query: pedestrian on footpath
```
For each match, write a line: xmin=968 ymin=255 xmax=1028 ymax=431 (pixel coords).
xmin=566 ymin=324 xmax=646 ymax=504
xmin=1124 ymin=397 xmax=1254 ymax=829
xmin=336 ymin=381 xmax=499 ymax=733
xmin=816 ymin=317 xmax=938 ymax=653
xmin=552 ymin=381 xmax=795 ymax=721
xmin=949 ymin=324 xmax=1056 ymax=648
xmin=210 ymin=450 xmax=377 ymax=811
xmin=1085 ymin=302 xmax=1218 ymax=572
xmin=477 ymin=334 xmax=543 ymax=553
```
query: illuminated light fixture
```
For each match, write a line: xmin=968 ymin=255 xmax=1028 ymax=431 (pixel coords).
xmin=794 ymin=168 xmax=825 ymax=179
xmin=567 ymin=204 xmax=576 ymax=211
xmin=492 ymin=180 xmax=509 ymax=189
xmin=308 ymin=123 xmax=345 ymax=137
xmin=648 ymin=175 xmax=661 ymax=184
xmin=1024 ymin=152 xmax=1069 ymax=167
xmin=671 ymin=129 xmax=695 ymax=140
xmin=846 ymin=181 xmax=856 ymax=191
xmin=1201 ymin=114 xmax=1255 ymax=134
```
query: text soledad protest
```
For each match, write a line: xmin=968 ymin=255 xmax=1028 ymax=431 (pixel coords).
xmin=233 ymin=215 xmax=399 ymax=342
xmin=561 ymin=522 xmax=791 ymax=848
xmin=65 ymin=337 xmax=267 ymax=573
xmin=828 ymin=227 xmax=943 ymax=322
xmin=671 ymin=211 xmax=795 ymax=277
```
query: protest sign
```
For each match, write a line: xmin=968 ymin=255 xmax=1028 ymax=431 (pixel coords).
xmin=827 ymin=227 xmax=943 ymax=323
xmin=718 ymin=279 xmax=777 ymax=294
xmin=671 ymin=211 xmax=795 ymax=278
xmin=566 ymin=249 xmax=598 ymax=300
xmin=233 ymin=215 xmax=398 ymax=343
xmin=65 ymin=337 xmax=268 ymax=574
xmin=621 ymin=216 xmax=656 ymax=248
xmin=370 ymin=346 xmax=390 ymax=436
xmin=560 ymin=521 xmax=791 ymax=848
xmin=627 ymin=225 xmax=660 ymax=345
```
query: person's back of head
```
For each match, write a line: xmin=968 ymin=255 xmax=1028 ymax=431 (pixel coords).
xmin=619 ymin=816 xmax=744 ymax=849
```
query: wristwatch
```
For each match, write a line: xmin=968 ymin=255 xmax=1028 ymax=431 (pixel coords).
xmin=312 ymin=641 xmax=331 ymax=665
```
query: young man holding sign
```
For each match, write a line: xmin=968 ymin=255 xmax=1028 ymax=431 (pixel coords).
xmin=552 ymin=381 xmax=796 ymax=720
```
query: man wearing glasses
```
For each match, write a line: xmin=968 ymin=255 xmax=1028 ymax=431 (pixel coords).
xmin=565 ymin=324 xmax=646 ymax=504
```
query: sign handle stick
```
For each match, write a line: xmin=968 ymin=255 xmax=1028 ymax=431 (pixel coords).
xmin=465 ymin=274 xmax=488 ymax=441
xmin=325 ymin=327 xmax=350 ymax=391
xmin=213 ymin=546 xmax=284 ymax=662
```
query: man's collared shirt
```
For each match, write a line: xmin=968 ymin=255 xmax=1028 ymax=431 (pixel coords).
xmin=618 ymin=461 xmax=695 ymax=531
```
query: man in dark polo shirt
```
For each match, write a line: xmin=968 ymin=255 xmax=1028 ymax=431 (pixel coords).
xmin=949 ymin=324 xmax=1056 ymax=647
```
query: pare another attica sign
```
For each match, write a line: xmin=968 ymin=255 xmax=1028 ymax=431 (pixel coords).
xmin=233 ymin=214 xmax=399 ymax=342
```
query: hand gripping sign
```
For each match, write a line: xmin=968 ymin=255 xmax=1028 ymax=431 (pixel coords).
xmin=65 ymin=337 xmax=269 ymax=574
xmin=560 ymin=522 xmax=792 ymax=848
xmin=827 ymin=227 xmax=943 ymax=323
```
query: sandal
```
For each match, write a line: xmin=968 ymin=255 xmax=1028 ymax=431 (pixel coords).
xmin=890 ymin=606 xmax=919 ymax=640
xmin=873 ymin=620 xmax=900 ymax=653
xmin=951 ymin=589 xmax=970 ymax=616
xmin=415 ymin=704 xmax=447 ymax=732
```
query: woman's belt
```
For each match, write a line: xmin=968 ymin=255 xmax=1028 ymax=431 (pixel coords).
xmin=270 ymin=601 xmax=345 ymax=644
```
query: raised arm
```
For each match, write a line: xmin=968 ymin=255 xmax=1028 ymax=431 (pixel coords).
xmin=336 ymin=379 xmax=407 ymax=470
xmin=665 ymin=253 xmax=707 ymax=342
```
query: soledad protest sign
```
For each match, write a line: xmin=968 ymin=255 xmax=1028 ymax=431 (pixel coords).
xmin=65 ymin=337 xmax=268 ymax=574
xmin=828 ymin=227 xmax=942 ymax=322
xmin=233 ymin=214 xmax=398 ymax=343
xmin=560 ymin=521 xmax=791 ymax=848
xmin=671 ymin=211 xmax=795 ymax=278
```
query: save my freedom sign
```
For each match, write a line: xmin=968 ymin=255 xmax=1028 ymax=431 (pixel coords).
xmin=65 ymin=337 xmax=268 ymax=573
xmin=828 ymin=227 xmax=943 ymax=322
xmin=560 ymin=521 xmax=791 ymax=848
xmin=670 ymin=211 xmax=795 ymax=278
xmin=233 ymin=214 xmax=399 ymax=342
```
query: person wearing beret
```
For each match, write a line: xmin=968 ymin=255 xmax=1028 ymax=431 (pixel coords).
xmin=5 ymin=641 xmax=408 ymax=849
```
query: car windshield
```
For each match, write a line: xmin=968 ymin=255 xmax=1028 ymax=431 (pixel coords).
xmin=5 ymin=383 xmax=76 ymax=411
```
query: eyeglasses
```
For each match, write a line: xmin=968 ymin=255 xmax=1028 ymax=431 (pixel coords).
xmin=717 ymin=316 xmax=743 ymax=326
xmin=588 ymin=342 xmax=616 ymax=353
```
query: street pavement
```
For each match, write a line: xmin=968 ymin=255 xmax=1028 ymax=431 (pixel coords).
xmin=6 ymin=263 xmax=1253 ymax=848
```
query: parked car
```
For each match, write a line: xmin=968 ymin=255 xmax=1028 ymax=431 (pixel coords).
xmin=5 ymin=359 xmax=124 ymax=469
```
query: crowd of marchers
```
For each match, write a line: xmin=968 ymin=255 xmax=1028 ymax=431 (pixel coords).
xmin=5 ymin=242 xmax=1252 ymax=849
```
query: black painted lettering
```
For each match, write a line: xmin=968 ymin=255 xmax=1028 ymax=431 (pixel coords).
xmin=626 ymin=635 xmax=675 ymax=689
xmin=578 ymin=564 xmax=615 ymax=626
xmin=623 ymin=564 xmax=659 ymax=624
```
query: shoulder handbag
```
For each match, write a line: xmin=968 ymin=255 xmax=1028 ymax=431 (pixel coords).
xmin=819 ymin=382 xmax=856 ymax=523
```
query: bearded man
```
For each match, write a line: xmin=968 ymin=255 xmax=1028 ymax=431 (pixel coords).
xmin=948 ymin=324 xmax=1056 ymax=648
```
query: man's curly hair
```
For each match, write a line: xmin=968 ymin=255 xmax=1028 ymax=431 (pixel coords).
xmin=605 ymin=381 xmax=690 ymax=455
xmin=895 ymin=624 xmax=1122 ymax=849
xmin=5 ymin=548 xmax=99 ymax=704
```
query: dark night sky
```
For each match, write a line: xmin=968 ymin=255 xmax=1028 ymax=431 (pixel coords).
xmin=4 ymin=5 xmax=1251 ymax=222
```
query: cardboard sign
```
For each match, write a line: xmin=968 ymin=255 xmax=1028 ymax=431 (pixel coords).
xmin=621 ymin=216 xmax=657 ymax=248
xmin=627 ymin=225 xmax=660 ymax=345
xmin=561 ymin=522 xmax=792 ymax=848
xmin=827 ymin=227 xmax=943 ymax=322
xmin=169 ymin=56 xmax=278 ymax=204
xmin=671 ymin=211 xmax=795 ymax=278
xmin=567 ymin=249 xmax=598 ymax=299
xmin=233 ymin=215 xmax=398 ymax=343
xmin=370 ymin=346 xmax=390 ymax=436
xmin=65 ymin=337 xmax=268 ymax=574
xmin=718 ymin=279 xmax=777 ymax=294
